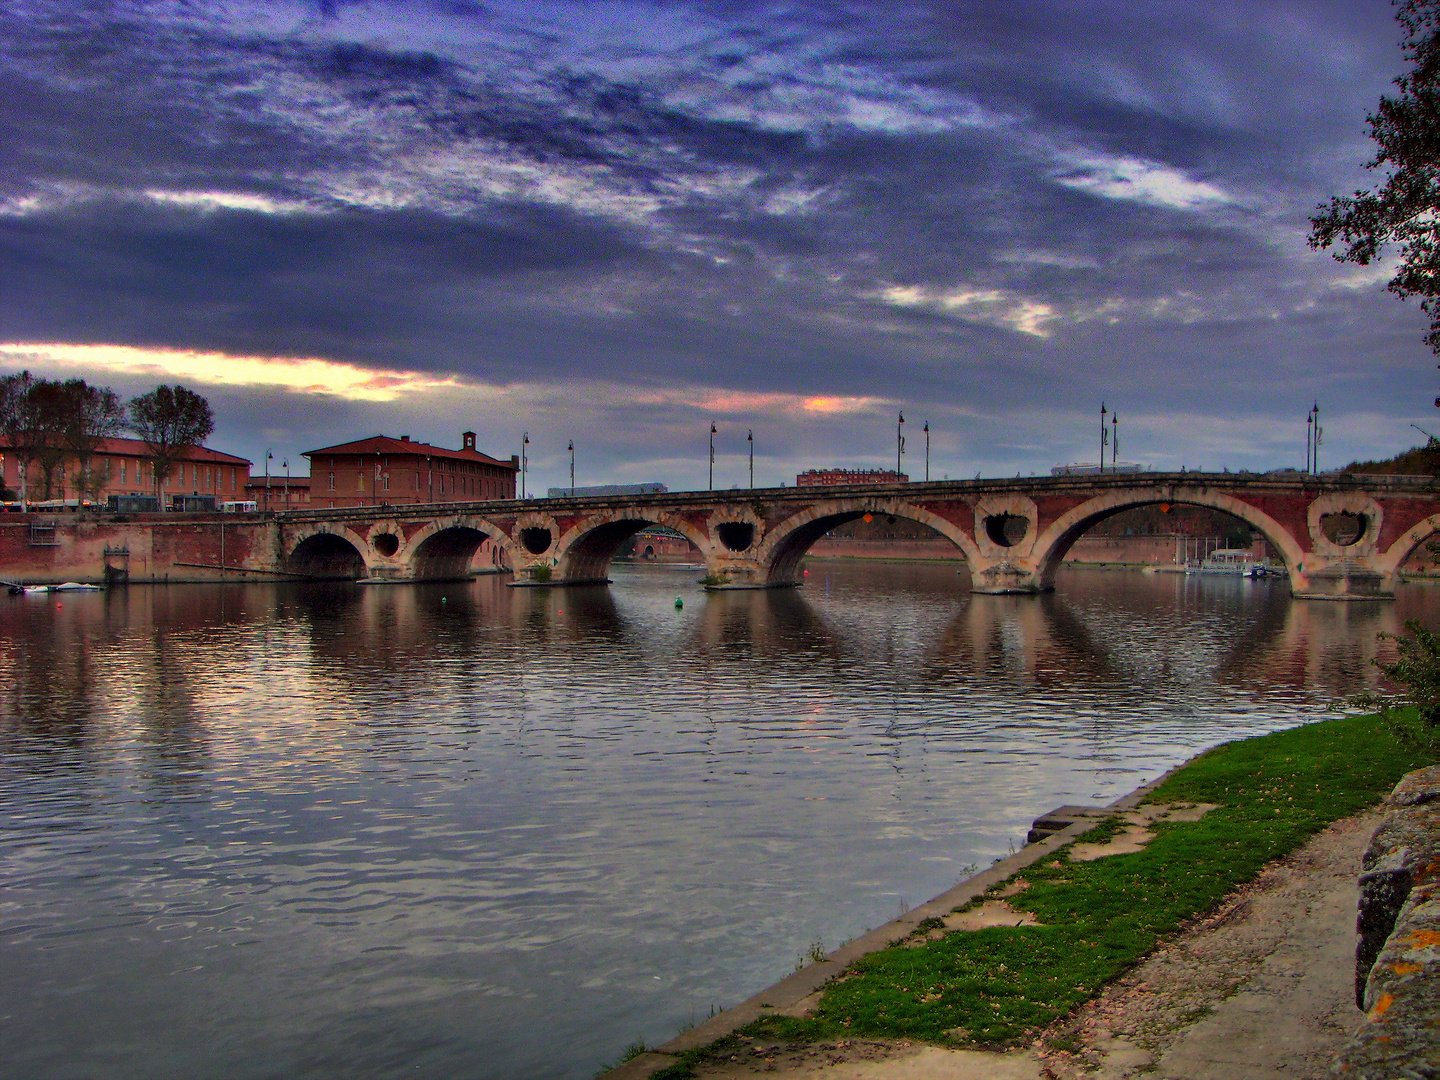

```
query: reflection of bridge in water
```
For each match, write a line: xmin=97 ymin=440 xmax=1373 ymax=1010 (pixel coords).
xmin=267 ymin=472 xmax=1440 ymax=600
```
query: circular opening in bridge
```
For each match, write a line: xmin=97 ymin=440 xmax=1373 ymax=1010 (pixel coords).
xmin=372 ymin=532 xmax=400 ymax=557
xmin=985 ymin=513 xmax=1029 ymax=548
xmin=716 ymin=521 xmax=755 ymax=551
xmin=1320 ymin=511 xmax=1368 ymax=547
xmin=520 ymin=526 xmax=553 ymax=555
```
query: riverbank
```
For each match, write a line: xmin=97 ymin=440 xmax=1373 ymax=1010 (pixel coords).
xmin=604 ymin=713 xmax=1437 ymax=1079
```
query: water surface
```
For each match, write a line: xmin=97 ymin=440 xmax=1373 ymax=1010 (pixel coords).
xmin=0 ymin=563 xmax=1428 ymax=1078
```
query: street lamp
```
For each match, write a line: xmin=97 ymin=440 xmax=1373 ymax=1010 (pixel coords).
xmin=923 ymin=422 xmax=930 ymax=482
xmin=709 ymin=422 xmax=717 ymax=490
xmin=747 ymin=429 xmax=754 ymax=489
xmin=283 ymin=458 xmax=290 ymax=509
xmin=521 ymin=432 xmax=529 ymax=499
xmin=1111 ymin=412 xmax=1118 ymax=470
xmin=568 ymin=440 xmax=575 ymax=497
xmin=264 ymin=450 xmax=272 ymax=510
xmin=1099 ymin=404 xmax=1108 ymax=473
xmin=1310 ymin=402 xmax=1321 ymax=474
xmin=897 ymin=412 xmax=906 ymax=476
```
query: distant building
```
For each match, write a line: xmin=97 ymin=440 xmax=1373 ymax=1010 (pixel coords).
xmin=796 ymin=468 xmax=908 ymax=487
xmin=304 ymin=432 xmax=518 ymax=509
xmin=0 ymin=436 xmax=252 ymax=504
xmin=545 ymin=482 xmax=668 ymax=498
xmin=1051 ymin=462 xmax=1143 ymax=476
xmin=245 ymin=475 xmax=312 ymax=511
xmin=619 ymin=525 xmax=697 ymax=561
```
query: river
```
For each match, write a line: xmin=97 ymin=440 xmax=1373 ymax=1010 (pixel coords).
xmin=0 ymin=562 xmax=1430 ymax=1078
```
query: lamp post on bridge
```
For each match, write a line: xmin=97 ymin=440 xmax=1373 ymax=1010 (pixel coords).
xmin=747 ymin=429 xmax=754 ymax=489
xmin=1099 ymin=404 xmax=1108 ymax=473
xmin=568 ymin=440 xmax=575 ymax=497
xmin=923 ymin=422 xmax=930 ymax=482
xmin=521 ymin=432 xmax=529 ymax=499
xmin=709 ymin=423 xmax=717 ymax=490
xmin=1111 ymin=411 xmax=1118 ymax=470
xmin=897 ymin=412 xmax=906 ymax=476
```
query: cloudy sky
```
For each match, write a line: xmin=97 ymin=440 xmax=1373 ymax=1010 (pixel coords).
xmin=0 ymin=0 xmax=1431 ymax=490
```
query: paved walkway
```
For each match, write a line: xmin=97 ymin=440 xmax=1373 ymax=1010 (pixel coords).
xmin=665 ymin=808 xmax=1375 ymax=1080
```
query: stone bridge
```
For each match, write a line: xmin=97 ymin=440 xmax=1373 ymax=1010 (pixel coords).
xmin=258 ymin=472 xmax=1440 ymax=600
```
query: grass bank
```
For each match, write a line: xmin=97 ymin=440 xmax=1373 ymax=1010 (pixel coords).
xmin=639 ymin=712 xmax=1436 ymax=1079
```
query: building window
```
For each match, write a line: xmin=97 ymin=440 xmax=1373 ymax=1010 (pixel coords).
xmin=357 ymin=472 xmax=365 ymax=492
xmin=383 ymin=473 xmax=390 ymax=491
xmin=328 ymin=472 xmax=335 ymax=490
xmin=120 ymin=461 xmax=126 ymax=484
xmin=204 ymin=467 xmax=211 ymax=489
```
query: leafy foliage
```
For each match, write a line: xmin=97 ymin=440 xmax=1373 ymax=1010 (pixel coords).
xmin=1310 ymin=1 xmax=1440 ymax=355
xmin=1351 ymin=619 xmax=1440 ymax=746
xmin=128 ymin=384 xmax=214 ymax=498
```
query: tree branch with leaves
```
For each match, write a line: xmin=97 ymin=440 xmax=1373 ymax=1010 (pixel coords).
xmin=1310 ymin=1 xmax=1440 ymax=362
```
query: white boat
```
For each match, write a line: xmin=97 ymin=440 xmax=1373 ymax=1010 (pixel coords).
xmin=1186 ymin=549 xmax=1268 ymax=577
xmin=51 ymin=582 xmax=103 ymax=591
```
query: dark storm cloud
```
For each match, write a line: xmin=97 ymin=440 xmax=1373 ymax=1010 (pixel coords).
xmin=0 ymin=0 xmax=1432 ymax=480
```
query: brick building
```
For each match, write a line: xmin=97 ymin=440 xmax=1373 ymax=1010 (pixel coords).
xmin=0 ymin=436 xmax=252 ymax=504
xmin=245 ymin=475 xmax=312 ymax=511
xmin=304 ymin=432 xmax=518 ymax=509
xmin=796 ymin=467 xmax=908 ymax=487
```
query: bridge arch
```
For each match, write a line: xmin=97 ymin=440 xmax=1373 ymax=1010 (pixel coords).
xmin=286 ymin=525 xmax=370 ymax=579
xmin=755 ymin=499 xmax=979 ymax=585
xmin=1030 ymin=487 xmax=1305 ymax=587
xmin=1378 ymin=513 xmax=1440 ymax=578
xmin=553 ymin=510 xmax=710 ymax=582
xmin=404 ymin=516 xmax=518 ymax=581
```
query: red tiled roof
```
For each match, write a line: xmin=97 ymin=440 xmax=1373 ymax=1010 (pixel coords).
xmin=303 ymin=435 xmax=516 ymax=470
xmin=0 ymin=435 xmax=251 ymax=466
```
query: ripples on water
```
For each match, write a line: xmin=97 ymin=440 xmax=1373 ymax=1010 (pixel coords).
xmin=0 ymin=563 xmax=1431 ymax=1078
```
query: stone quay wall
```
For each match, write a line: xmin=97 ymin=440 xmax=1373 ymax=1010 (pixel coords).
xmin=1337 ymin=764 xmax=1440 ymax=1078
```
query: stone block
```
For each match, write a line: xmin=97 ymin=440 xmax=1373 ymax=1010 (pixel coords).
xmin=1335 ymin=765 xmax=1440 ymax=1078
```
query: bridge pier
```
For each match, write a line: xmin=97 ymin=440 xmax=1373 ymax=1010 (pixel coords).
xmin=969 ymin=559 xmax=1048 ymax=595
xmin=1290 ymin=560 xmax=1396 ymax=601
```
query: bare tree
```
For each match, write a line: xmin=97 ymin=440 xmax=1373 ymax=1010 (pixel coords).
xmin=0 ymin=372 xmax=34 ymax=504
xmin=128 ymin=385 xmax=214 ymax=504
xmin=59 ymin=380 xmax=126 ymax=502
xmin=0 ymin=371 xmax=59 ymax=506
